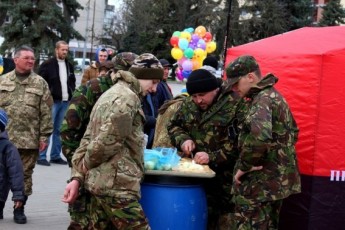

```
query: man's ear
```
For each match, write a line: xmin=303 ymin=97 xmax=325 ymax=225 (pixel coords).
xmin=248 ymin=72 xmax=257 ymax=83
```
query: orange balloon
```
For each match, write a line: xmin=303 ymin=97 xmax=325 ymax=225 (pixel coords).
xmin=195 ymin=25 xmax=206 ymax=38
xmin=192 ymin=59 xmax=202 ymax=70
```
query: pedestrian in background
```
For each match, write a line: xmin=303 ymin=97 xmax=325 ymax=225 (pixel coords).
xmin=62 ymin=53 xmax=163 ymax=229
xmin=81 ymin=48 xmax=109 ymax=85
xmin=0 ymin=108 xmax=26 ymax=224
xmin=37 ymin=40 xmax=75 ymax=166
xmin=226 ymin=55 xmax=301 ymax=229
xmin=0 ymin=45 xmax=53 ymax=223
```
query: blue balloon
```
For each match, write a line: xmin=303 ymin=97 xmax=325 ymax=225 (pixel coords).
xmin=184 ymin=27 xmax=194 ymax=34
xmin=178 ymin=38 xmax=189 ymax=50
xmin=182 ymin=70 xmax=192 ymax=79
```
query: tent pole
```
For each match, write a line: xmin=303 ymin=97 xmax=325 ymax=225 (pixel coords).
xmin=222 ymin=0 xmax=233 ymax=79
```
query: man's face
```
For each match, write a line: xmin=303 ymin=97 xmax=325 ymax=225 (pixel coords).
xmin=191 ymin=88 xmax=219 ymax=111
xmin=231 ymin=74 xmax=253 ymax=98
xmin=139 ymin=79 xmax=160 ymax=96
xmin=56 ymin=44 xmax=69 ymax=60
xmin=162 ymin=66 xmax=170 ymax=80
xmin=14 ymin=50 xmax=35 ymax=74
xmin=98 ymin=51 xmax=108 ymax=63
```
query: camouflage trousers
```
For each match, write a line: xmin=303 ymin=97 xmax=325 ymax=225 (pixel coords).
xmin=68 ymin=193 xmax=150 ymax=230
xmin=18 ymin=149 xmax=39 ymax=196
xmin=230 ymin=195 xmax=283 ymax=230
xmin=68 ymin=189 xmax=91 ymax=230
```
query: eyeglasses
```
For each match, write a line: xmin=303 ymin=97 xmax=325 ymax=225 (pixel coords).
xmin=18 ymin=56 xmax=36 ymax=61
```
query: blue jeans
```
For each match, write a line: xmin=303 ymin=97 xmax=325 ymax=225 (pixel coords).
xmin=39 ymin=101 xmax=68 ymax=161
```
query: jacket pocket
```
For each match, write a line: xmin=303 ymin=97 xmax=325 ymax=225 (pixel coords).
xmin=25 ymin=88 xmax=43 ymax=108
xmin=0 ymin=84 xmax=16 ymax=107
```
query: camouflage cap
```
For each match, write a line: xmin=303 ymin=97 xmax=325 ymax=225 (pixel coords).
xmin=226 ymin=55 xmax=259 ymax=86
xmin=98 ymin=60 xmax=114 ymax=71
xmin=129 ymin=53 xmax=164 ymax=80
xmin=112 ymin=52 xmax=139 ymax=71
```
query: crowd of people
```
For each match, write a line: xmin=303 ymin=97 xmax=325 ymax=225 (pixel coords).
xmin=0 ymin=40 xmax=301 ymax=229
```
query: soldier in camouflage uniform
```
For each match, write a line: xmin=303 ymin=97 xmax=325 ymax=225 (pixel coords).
xmin=0 ymin=46 xmax=53 ymax=223
xmin=60 ymin=52 xmax=138 ymax=229
xmin=226 ymin=55 xmax=301 ymax=229
xmin=62 ymin=53 xmax=164 ymax=229
xmin=168 ymin=69 xmax=242 ymax=230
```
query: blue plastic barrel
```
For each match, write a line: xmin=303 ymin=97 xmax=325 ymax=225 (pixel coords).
xmin=140 ymin=182 xmax=207 ymax=230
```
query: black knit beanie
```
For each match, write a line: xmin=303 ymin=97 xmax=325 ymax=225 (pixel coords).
xmin=186 ymin=69 xmax=218 ymax=95
xmin=129 ymin=53 xmax=164 ymax=80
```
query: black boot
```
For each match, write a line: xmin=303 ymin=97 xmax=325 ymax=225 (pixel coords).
xmin=0 ymin=201 xmax=4 ymax=219
xmin=13 ymin=206 xmax=27 ymax=224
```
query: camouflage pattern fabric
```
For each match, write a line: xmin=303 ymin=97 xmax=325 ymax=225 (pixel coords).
xmin=112 ymin=52 xmax=138 ymax=71
xmin=67 ymin=189 xmax=91 ymax=230
xmin=60 ymin=72 xmax=115 ymax=165
xmin=18 ymin=149 xmax=39 ymax=196
xmin=71 ymin=71 xmax=145 ymax=199
xmin=168 ymin=83 xmax=242 ymax=229
xmin=0 ymin=70 xmax=53 ymax=149
xmin=226 ymin=55 xmax=259 ymax=87
xmin=87 ymin=195 xmax=150 ymax=230
xmin=152 ymin=94 xmax=187 ymax=149
xmin=231 ymin=74 xmax=301 ymax=227
xmin=229 ymin=199 xmax=282 ymax=230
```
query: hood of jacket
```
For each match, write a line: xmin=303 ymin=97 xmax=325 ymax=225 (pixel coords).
xmin=110 ymin=70 xmax=142 ymax=96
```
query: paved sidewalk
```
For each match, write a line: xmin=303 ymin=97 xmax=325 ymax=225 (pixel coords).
xmin=1 ymin=163 xmax=71 ymax=230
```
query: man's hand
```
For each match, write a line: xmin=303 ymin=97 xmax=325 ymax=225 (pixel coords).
xmin=62 ymin=179 xmax=80 ymax=204
xmin=234 ymin=166 xmax=263 ymax=185
xmin=39 ymin=140 xmax=48 ymax=152
xmin=181 ymin=140 xmax=195 ymax=156
xmin=13 ymin=201 xmax=23 ymax=209
xmin=194 ymin=152 xmax=209 ymax=164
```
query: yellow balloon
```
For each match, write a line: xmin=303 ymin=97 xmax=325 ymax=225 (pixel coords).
xmin=180 ymin=31 xmax=191 ymax=42
xmin=195 ymin=25 xmax=206 ymax=38
xmin=171 ymin=47 xmax=184 ymax=60
xmin=206 ymin=41 xmax=217 ymax=53
xmin=0 ymin=66 xmax=3 ymax=75
xmin=193 ymin=48 xmax=205 ymax=59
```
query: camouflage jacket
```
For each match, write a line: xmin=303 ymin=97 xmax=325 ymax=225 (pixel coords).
xmin=168 ymin=83 xmax=242 ymax=173
xmin=71 ymin=71 xmax=146 ymax=199
xmin=152 ymin=94 xmax=187 ymax=149
xmin=60 ymin=71 xmax=115 ymax=165
xmin=232 ymin=74 xmax=301 ymax=203
xmin=0 ymin=70 xmax=53 ymax=149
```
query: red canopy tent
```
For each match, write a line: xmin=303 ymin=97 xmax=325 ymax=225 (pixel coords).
xmin=225 ymin=26 xmax=345 ymax=229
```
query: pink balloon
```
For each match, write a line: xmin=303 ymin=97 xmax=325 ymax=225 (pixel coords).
xmin=178 ymin=57 xmax=187 ymax=66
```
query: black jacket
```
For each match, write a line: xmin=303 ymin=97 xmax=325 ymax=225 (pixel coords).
xmin=0 ymin=131 xmax=25 ymax=202
xmin=39 ymin=57 xmax=76 ymax=101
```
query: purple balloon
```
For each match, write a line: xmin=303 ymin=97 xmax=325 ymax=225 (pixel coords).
xmin=188 ymin=43 xmax=196 ymax=49
xmin=192 ymin=34 xmax=200 ymax=43
xmin=197 ymin=39 xmax=206 ymax=50
xmin=182 ymin=59 xmax=193 ymax=71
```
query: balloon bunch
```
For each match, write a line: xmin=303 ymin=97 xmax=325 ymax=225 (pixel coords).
xmin=170 ymin=26 xmax=217 ymax=80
